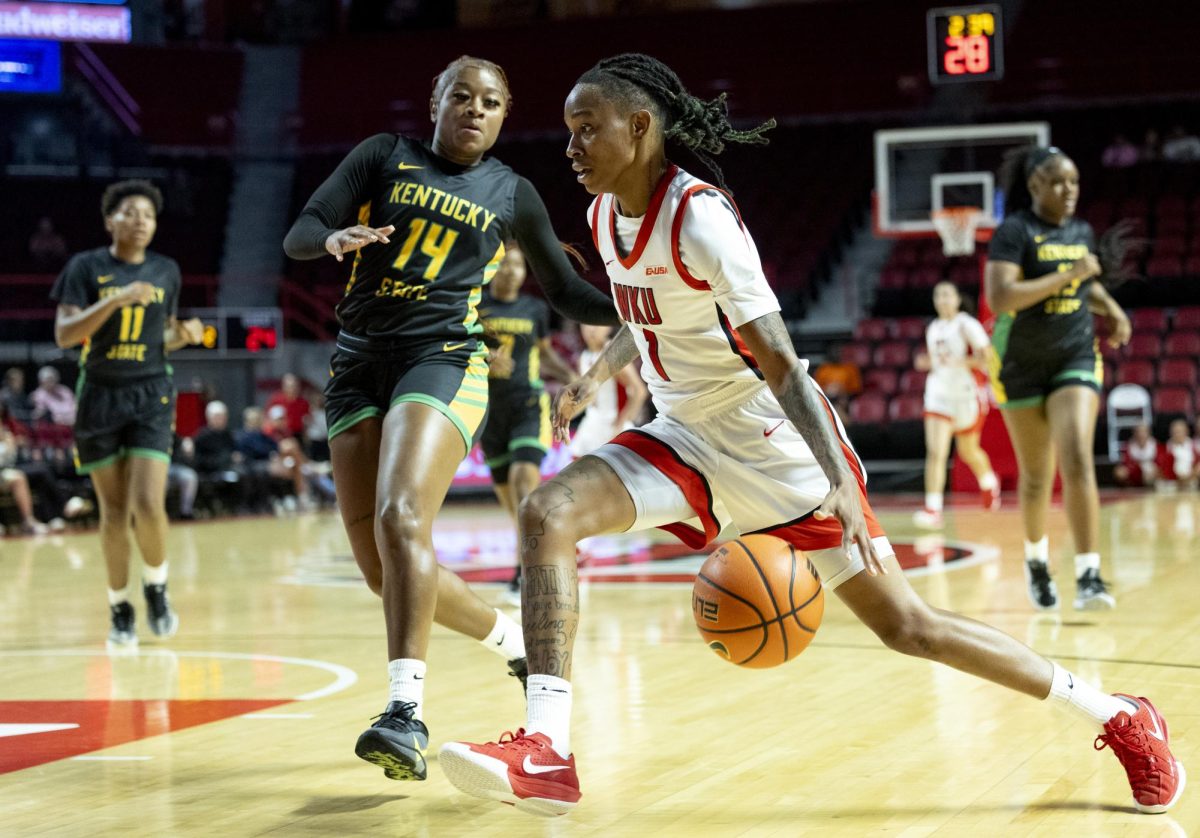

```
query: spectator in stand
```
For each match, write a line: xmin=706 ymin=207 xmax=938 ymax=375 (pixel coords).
xmin=1159 ymin=419 xmax=1199 ymax=488
xmin=266 ymin=373 xmax=311 ymax=440
xmin=1 ymin=368 xmax=33 ymax=424
xmin=1139 ymin=129 xmax=1161 ymax=162
xmin=305 ymin=392 xmax=330 ymax=462
xmin=31 ymin=366 xmax=76 ymax=427
xmin=194 ymin=400 xmax=252 ymax=512
xmin=168 ymin=435 xmax=199 ymax=520
xmin=1101 ymin=135 xmax=1139 ymax=169
xmin=1161 ymin=126 xmax=1200 ymax=163
xmin=28 ymin=216 xmax=68 ymax=270
xmin=236 ymin=406 xmax=311 ymax=511
xmin=813 ymin=343 xmax=862 ymax=424
xmin=1113 ymin=423 xmax=1158 ymax=488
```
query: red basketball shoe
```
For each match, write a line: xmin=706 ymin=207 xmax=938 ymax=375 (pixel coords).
xmin=439 ymin=729 xmax=580 ymax=817
xmin=1095 ymin=694 xmax=1186 ymax=813
xmin=981 ymin=485 xmax=1001 ymax=510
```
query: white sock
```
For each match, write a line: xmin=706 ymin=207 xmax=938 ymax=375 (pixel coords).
xmin=1045 ymin=662 xmax=1137 ymax=729
xmin=107 ymin=587 xmax=128 ymax=606
xmin=526 ymin=674 xmax=572 ymax=757
xmin=925 ymin=492 xmax=943 ymax=512
xmin=387 ymin=658 xmax=426 ymax=719
xmin=1074 ymin=552 xmax=1100 ymax=577
xmin=1024 ymin=536 xmax=1049 ymax=564
xmin=481 ymin=608 xmax=525 ymax=660
xmin=978 ymin=471 xmax=998 ymax=491
xmin=143 ymin=561 xmax=168 ymax=586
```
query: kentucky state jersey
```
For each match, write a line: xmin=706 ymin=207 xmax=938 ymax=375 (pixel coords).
xmin=337 ymin=136 xmax=518 ymax=350
xmin=50 ymin=248 xmax=180 ymax=384
xmin=987 ymin=208 xmax=1097 ymax=360
xmin=477 ymin=290 xmax=549 ymax=396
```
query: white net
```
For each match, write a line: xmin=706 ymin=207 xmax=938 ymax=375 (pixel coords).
xmin=932 ymin=207 xmax=983 ymax=256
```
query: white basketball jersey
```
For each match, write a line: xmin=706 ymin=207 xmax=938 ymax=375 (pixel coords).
xmin=588 ymin=165 xmax=781 ymax=423
xmin=926 ymin=313 xmax=989 ymax=383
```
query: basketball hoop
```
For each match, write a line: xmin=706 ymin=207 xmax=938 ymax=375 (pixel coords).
xmin=932 ymin=206 xmax=984 ymax=256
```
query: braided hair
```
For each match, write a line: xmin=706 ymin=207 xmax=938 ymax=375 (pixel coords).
xmin=432 ymin=55 xmax=512 ymax=112
xmin=576 ymin=53 xmax=775 ymax=190
xmin=998 ymin=145 xmax=1141 ymax=289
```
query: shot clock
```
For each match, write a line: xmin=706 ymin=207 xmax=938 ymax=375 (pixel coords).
xmin=927 ymin=4 xmax=1003 ymax=84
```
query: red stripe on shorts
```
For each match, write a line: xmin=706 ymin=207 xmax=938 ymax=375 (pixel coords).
xmin=612 ymin=429 xmax=719 ymax=549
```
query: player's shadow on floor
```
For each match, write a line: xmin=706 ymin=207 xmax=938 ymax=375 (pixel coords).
xmin=292 ymin=794 xmax=410 ymax=816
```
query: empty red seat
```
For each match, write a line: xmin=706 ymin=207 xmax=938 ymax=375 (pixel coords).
xmin=841 ymin=343 xmax=873 ymax=368
xmin=1159 ymin=359 xmax=1197 ymax=388
xmin=853 ymin=318 xmax=888 ymax=342
xmin=910 ymin=267 xmax=941 ymax=289
xmin=1117 ymin=361 xmax=1155 ymax=387
xmin=1152 ymin=238 xmax=1187 ymax=258
xmin=864 ymin=368 xmax=898 ymax=395
xmin=888 ymin=394 xmax=924 ymax=422
xmin=899 ymin=369 xmax=927 ymax=394
xmin=1130 ymin=308 xmax=1167 ymax=333
xmin=1125 ymin=333 xmax=1162 ymax=360
xmin=879 ymin=267 xmax=909 ymax=289
xmin=1164 ymin=331 xmax=1200 ymax=357
xmin=1174 ymin=307 xmax=1200 ymax=330
xmin=1153 ymin=387 xmax=1194 ymax=418
xmin=1146 ymin=257 xmax=1183 ymax=278
xmin=892 ymin=317 xmax=927 ymax=341
xmin=873 ymin=341 xmax=912 ymax=368
xmin=850 ymin=393 xmax=887 ymax=425
xmin=1185 ymin=255 xmax=1200 ymax=276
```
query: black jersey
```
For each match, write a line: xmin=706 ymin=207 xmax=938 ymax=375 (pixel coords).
xmin=987 ymin=208 xmax=1097 ymax=360
xmin=478 ymin=291 xmax=550 ymax=395
xmin=50 ymin=247 xmax=181 ymax=384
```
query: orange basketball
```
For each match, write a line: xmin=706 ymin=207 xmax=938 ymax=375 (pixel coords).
xmin=692 ymin=535 xmax=824 ymax=668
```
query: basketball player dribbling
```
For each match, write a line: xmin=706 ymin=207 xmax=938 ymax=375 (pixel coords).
xmin=283 ymin=55 xmax=619 ymax=783
xmin=439 ymin=54 xmax=1184 ymax=817
xmin=913 ymin=281 xmax=1000 ymax=529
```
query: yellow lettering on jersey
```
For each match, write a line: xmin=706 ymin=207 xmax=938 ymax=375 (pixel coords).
xmin=1037 ymin=243 xmax=1088 ymax=261
xmin=105 ymin=343 xmax=148 ymax=361
xmin=374 ymin=276 xmax=429 ymax=301
xmin=1044 ymin=298 xmax=1083 ymax=315
xmin=98 ymin=287 xmax=165 ymax=304
xmin=483 ymin=317 xmax=534 ymax=335
xmin=387 ymin=184 xmax=500 ymax=233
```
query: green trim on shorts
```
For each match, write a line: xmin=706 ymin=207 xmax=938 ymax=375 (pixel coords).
xmin=76 ymin=451 xmax=121 ymax=475
xmin=328 ymin=406 xmax=384 ymax=440
xmin=391 ymin=393 xmax=472 ymax=453
xmin=1051 ymin=368 xmax=1101 ymax=387
xmin=509 ymin=435 xmax=548 ymax=453
xmin=485 ymin=452 xmax=513 ymax=468
xmin=991 ymin=313 xmax=1012 ymax=359
xmin=998 ymin=395 xmax=1045 ymax=410
xmin=127 ymin=447 xmax=171 ymax=464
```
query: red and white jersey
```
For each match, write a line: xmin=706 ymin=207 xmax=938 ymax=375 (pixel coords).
xmin=588 ymin=165 xmax=781 ymax=423
xmin=925 ymin=313 xmax=990 ymax=385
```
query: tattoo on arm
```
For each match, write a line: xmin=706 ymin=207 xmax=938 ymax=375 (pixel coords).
xmin=756 ymin=315 xmax=852 ymax=487
xmin=585 ymin=325 xmax=638 ymax=385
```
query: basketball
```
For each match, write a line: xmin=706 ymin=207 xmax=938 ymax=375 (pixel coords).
xmin=692 ymin=535 xmax=824 ymax=668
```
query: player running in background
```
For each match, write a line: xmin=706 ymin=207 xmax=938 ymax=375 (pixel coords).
xmin=986 ymin=146 xmax=1132 ymax=611
xmin=283 ymin=55 xmax=619 ymax=783
xmin=478 ymin=243 xmax=579 ymax=604
xmin=567 ymin=323 xmax=647 ymax=459
xmin=51 ymin=180 xmax=204 ymax=649
xmin=913 ymin=281 xmax=999 ymax=528
xmin=440 ymin=54 xmax=1183 ymax=819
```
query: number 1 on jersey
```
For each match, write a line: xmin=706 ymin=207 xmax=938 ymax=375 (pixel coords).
xmin=642 ymin=328 xmax=670 ymax=381
xmin=392 ymin=218 xmax=460 ymax=281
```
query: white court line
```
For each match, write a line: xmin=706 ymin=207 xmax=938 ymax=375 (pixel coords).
xmin=71 ymin=756 xmax=152 ymax=761
xmin=0 ymin=650 xmax=357 ymax=702
xmin=242 ymin=713 xmax=314 ymax=719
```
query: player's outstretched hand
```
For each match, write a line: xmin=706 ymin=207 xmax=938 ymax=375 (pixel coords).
xmin=325 ymin=224 xmax=395 ymax=262
xmin=179 ymin=318 xmax=205 ymax=346
xmin=812 ymin=481 xmax=885 ymax=576
xmin=552 ymin=377 xmax=599 ymax=443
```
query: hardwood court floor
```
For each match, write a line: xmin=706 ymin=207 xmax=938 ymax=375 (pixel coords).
xmin=1 ymin=492 xmax=1197 ymax=837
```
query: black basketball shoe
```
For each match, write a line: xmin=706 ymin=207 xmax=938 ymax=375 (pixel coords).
xmin=1074 ymin=567 xmax=1116 ymax=611
xmin=1024 ymin=559 xmax=1059 ymax=611
xmin=143 ymin=581 xmax=180 ymax=638
xmin=107 ymin=601 xmax=137 ymax=650
xmin=507 ymin=657 xmax=528 ymax=695
xmin=355 ymin=701 xmax=430 ymax=781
